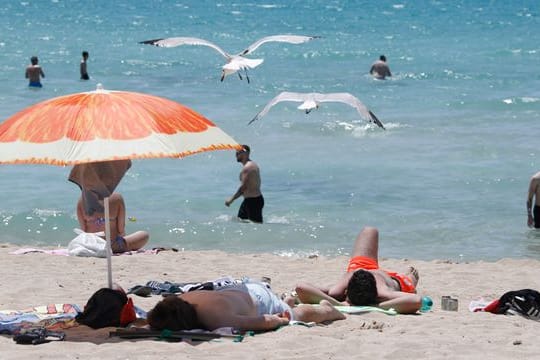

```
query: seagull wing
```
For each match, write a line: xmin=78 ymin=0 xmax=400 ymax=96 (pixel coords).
xmin=248 ymin=92 xmax=308 ymax=125
xmin=139 ymin=37 xmax=231 ymax=59
xmin=315 ymin=93 xmax=385 ymax=129
xmin=239 ymin=35 xmax=320 ymax=56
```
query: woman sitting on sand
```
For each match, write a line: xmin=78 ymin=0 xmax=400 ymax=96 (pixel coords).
xmin=76 ymin=192 xmax=149 ymax=253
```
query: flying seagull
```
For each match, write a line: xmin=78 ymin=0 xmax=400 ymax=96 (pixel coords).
xmin=248 ymin=92 xmax=385 ymax=129
xmin=139 ymin=35 xmax=319 ymax=83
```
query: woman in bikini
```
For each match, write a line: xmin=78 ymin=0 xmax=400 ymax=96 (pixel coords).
xmin=76 ymin=192 xmax=149 ymax=253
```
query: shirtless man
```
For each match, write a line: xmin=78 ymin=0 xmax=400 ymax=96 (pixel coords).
xmin=147 ymin=280 xmax=345 ymax=332
xmin=225 ymin=145 xmax=264 ymax=223
xmin=369 ymin=55 xmax=392 ymax=80
xmin=295 ymin=226 xmax=422 ymax=314
xmin=76 ymin=192 xmax=149 ymax=253
xmin=80 ymin=51 xmax=90 ymax=80
xmin=25 ymin=56 xmax=45 ymax=87
xmin=527 ymin=171 xmax=540 ymax=228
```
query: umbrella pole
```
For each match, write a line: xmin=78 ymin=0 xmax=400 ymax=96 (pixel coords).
xmin=104 ymin=196 xmax=113 ymax=288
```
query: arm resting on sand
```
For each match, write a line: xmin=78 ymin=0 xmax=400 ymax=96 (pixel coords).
xmin=295 ymin=283 xmax=346 ymax=306
xmin=378 ymin=291 xmax=422 ymax=314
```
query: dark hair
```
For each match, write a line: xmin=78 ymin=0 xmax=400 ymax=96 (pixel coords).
xmin=379 ymin=55 xmax=387 ymax=62
xmin=82 ymin=51 xmax=89 ymax=57
xmin=241 ymin=144 xmax=250 ymax=153
xmin=346 ymin=270 xmax=378 ymax=306
xmin=30 ymin=56 xmax=38 ymax=65
xmin=75 ymin=288 xmax=129 ymax=329
xmin=147 ymin=296 xmax=200 ymax=331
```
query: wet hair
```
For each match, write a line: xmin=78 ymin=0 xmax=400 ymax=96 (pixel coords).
xmin=82 ymin=51 xmax=89 ymax=58
xmin=346 ymin=270 xmax=378 ymax=306
xmin=30 ymin=56 xmax=38 ymax=65
xmin=379 ymin=55 xmax=387 ymax=62
xmin=147 ymin=296 xmax=200 ymax=331
xmin=241 ymin=144 xmax=250 ymax=153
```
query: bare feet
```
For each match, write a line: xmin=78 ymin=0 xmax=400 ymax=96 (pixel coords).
xmin=292 ymin=300 xmax=346 ymax=323
xmin=406 ymin=266 xmax=419 ymax=287
xmin=281 ymin=291 xmax=299 ymax=307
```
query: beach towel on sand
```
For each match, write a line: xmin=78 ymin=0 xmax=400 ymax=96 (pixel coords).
xmin=0 ymin=304 xmax=80 ymax=335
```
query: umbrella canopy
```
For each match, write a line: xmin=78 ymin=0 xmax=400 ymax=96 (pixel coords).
xmin=0 ymin=84 xmax=239 ymax=165
xmin=69 ymin=160 xmax=132 ymax=216
xmin=0 ymin=84 xmax=241 ymax=287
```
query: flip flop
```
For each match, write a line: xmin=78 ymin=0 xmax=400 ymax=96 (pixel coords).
xmin=127 ymin=285 xmax=153 ymax=297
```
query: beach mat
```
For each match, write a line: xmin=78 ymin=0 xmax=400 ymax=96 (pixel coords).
xmin=109 ymin=327 xmax=244 ymax=342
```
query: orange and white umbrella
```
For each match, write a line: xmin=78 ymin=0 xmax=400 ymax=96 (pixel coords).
xmin=0 ymin=84 xmax=241 ymax=287
xmin=0 ymin=84 xmax=239 ymax=165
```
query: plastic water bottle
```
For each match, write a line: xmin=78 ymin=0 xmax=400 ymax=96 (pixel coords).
xmin=420 ymin=296 xmax=433 ymax=312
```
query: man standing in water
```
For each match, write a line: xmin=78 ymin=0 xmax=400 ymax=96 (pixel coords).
xmin=225 ymin=145 xmax=264 ymax=223
xmin=25 ymin=56 xmax=45 ymax=87
xmin=527 ymin=171 xmax=540 ymax=229
xmin=369 ymin=55 xmax=392 ymax=80
xmin=80 ymin=51 xmax=90 ymax=80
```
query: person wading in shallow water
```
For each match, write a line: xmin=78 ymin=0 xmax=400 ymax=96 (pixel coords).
xmin=527 ymin=171 xmax=540 ymax=229
xmin=225 ymin=145 xmax=264 ymax=223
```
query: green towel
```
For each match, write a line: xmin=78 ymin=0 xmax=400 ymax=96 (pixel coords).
xmin=333 ymin=305 xmax=397 ymax=315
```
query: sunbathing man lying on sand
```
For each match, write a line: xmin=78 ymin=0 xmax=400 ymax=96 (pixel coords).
xmin=294 ymin=226 xmax=422 ymax=314
xmin=147 ymin=279 xmax=345 ymax=332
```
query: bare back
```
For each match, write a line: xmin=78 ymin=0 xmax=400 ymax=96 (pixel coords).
xmin=179 ymin=290 xmax=256 ymax=330
xmin=76 ymin=193 xmax=126 ymax=240
xmin=370 ymin=60 xmax=391 ymax=79
xmin=25 ymin=65 xmax=44 ymax=82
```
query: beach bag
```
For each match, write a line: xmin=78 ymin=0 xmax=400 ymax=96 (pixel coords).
xmin=76 ymin=288 xmax=136 ymax=329
xmin=68 ymin=229 xmax=107 ymax=257
xmin=497 ymin=289 xmax=540 ymax=320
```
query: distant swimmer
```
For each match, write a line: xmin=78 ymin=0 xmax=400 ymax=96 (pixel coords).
xmin=370 ymin=55 xmax=392 ymax=80
xmin=527 ymin=171 xmax=540 ymax=228
xmin=225 ymin=145 xmax=264 ymax=223
xmin=80 ymin=51 xmax=90 ymax=80
xmin=25 ymin=56 xmax=45 ymax=88
xmin=249 ymin=91 xmax=385 ymax=129
xmin=140 ymin=35 xmax=319 ymax=83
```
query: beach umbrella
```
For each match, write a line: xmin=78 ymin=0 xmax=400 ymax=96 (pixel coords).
xmin=0 ymin=84 xmax=241 ymax=287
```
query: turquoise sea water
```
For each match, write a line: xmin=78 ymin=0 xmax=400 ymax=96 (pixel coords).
xmin=0 ymin=1 xmax=539 ymax=260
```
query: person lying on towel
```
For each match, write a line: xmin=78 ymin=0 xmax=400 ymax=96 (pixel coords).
xmin=294 ymin=226 xmax=422 ymax=314
xmin=147 ymin=279 xmax=345 ymax=332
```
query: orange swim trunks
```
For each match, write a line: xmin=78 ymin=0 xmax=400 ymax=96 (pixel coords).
xmin=346 ymin=256 xmax=416 ymax=293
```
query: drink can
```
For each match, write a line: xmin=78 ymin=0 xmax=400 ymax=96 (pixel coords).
xmin=441 ymin=296 xmax=458 ymax=311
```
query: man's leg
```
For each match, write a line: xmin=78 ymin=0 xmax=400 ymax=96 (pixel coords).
xmin=351 ymin=226 xmax=379 ymax=260
xmin=237 ymin=199 xmax=248 ymax=220
xmin=291 ymin=300 xmax=345 ymax=323
xmin=534 ymin=205 xmax=540 ymax=229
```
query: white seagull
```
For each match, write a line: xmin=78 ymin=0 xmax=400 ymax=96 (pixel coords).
xmin=248 ymin=91 xmax=385 ymax=129
xmin=140 ymin=35 xmax=319 ymax=83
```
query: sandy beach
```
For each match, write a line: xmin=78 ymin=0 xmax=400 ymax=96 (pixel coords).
xmin=1 ymin=244 xmax=539 ymax=359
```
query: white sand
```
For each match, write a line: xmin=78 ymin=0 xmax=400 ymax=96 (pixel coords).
xmin=1 ymin=245 xmax=539 ymax=359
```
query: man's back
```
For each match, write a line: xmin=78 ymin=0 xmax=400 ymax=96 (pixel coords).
xmin=179 ymin=290 xmax=256 ymax=330
xmin=26 ymin=65 xmax=44 ymax=82
xmin=370 ymin=60 xmax=391 ymax=79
